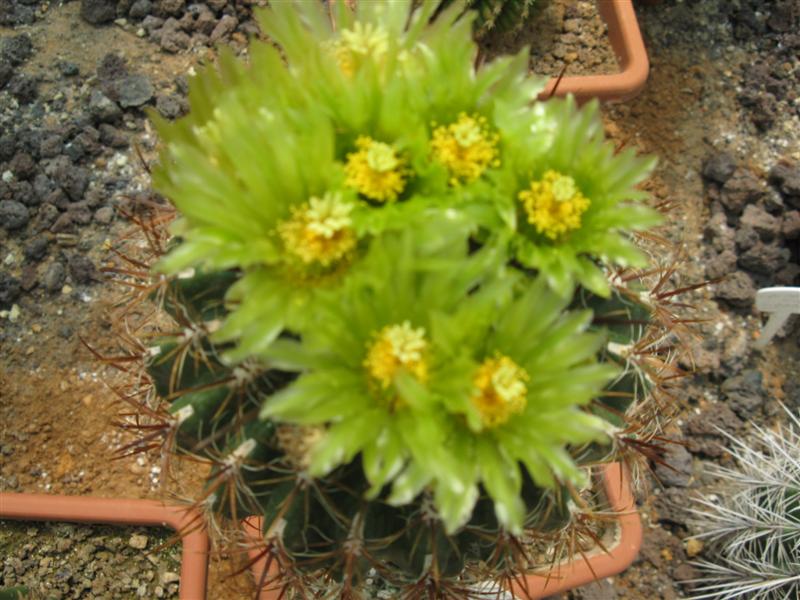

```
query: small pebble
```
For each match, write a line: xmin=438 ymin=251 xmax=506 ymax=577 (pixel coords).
xmin=128 ymin=534 xmax=149 ymax=550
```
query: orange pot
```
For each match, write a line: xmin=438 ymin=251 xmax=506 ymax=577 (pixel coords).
xmin=0 ymin=493 xmax=209 ymax=600
xmin=243 ymin=462 xmax=641 ymax=599
xmin=539 ymin=0 xmax=650 ymax=103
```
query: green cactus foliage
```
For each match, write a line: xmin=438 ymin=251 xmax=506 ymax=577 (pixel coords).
xmin=438 ymin=0 xmax=539 ymax=38
xmin=120 ymin=0 xmax=684 ymax=596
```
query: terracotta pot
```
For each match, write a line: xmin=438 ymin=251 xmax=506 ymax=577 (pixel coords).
xmin=0 ymin=493 xmax=209 ymax=600
xmin=243 ymin=462 xmax=641 ymax=599
xmin=539 ymin=0 xmax=649 ymax=103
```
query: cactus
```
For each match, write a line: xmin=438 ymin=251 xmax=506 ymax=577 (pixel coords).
xmin=436 ymin=0 xmax=538 ymax=38
xmin=689 ymin=408 xmax=800 ymax=600
xmin=104 ymin=0 xmax=692 ymax=596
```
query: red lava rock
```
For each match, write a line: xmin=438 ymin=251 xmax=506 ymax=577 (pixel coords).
xmin=783 ymin=210 xmax=800 ymax=239
xmin=739 ymin=204 xmax=780 ymax=241
xmin=715 ymin=270 xmax=756 ymax=308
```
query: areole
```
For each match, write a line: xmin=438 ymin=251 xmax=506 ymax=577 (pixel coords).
xmin=243 ymin=463 xmax=642 ymax=599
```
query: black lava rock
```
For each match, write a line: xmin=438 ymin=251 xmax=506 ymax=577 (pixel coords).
xmin=769 ymin=161 xmax=800 ymax=207
xmin=0 ymin=272 xmax=21 ymax=308
xmin=720 ymin=169 xmax=765 ymax=215
xmin=10 ymin=181 xmax=36 ymax=207
xmin=48 ymin=156 xmax=90 ymax=202
xmin=0 ymin=199 xmax=30 ymax=230
xmin=158 ymin=0 xmax=185 ymax=17
xmin=738 ymin=242 xmax=791 ymax=275
xmin=160 ymin=18 xmax=191 ymax=53
xmin=1 ymin=34 xmax=33 ymax=66
xmin=8 ymin=74 xmax=38 ymax=104
xmin=116 ymin=74 xmax=154 ymax=108
xmin=57 ymin=61 xmax=80 ymax=78
xmin=210 ymin=14 xmax=237 ymax=43
xmin=739 ymin=204 xmax=781 ymax=242
xmin=32 ymin=173 xmax=54 ymax=204
xmin=9 ymin=152 xmax=36 ymax=180
xmin=98 ymin=124 xmax=129 ymax=148
xmin=15 ymin=129 xmax=44 ymax=159
xmin=705 ymin=249 xmax=737 ymax=280
xmin=0 ymin=2 xmax=35 ymax=26
xmin=23 ymin=237 xmax=49 ymax=262
xmin=0 ymin=60 xmax=13 ymax=90
xmin=784 ymin=211 xmax=800 ymax=239
xmin=0 ymin=135 xmax=15 ymax=162
xmin=128 ymin=0 xmax=151 ymax=19
xmin=68 ymin=254 xmax=98 ymax=284
xmin=97 ymin=53 xmax=129 ymax=83
xmin=684 ymin=403 xmax=743 ymax=458
xmin=721 ymin=369 xmax=764 ymax=419
xmin=703 ymin=152 xmax=737 ymax=185
xmin=39 ymin=134 xmax=63 ymax=159
xmin=715 ymin=270 xmax=756 ymax=308
xmin=89 ymin=90 xmax=123 ymax=123
xmin=33 ymin=203 xmax=59 ymax=232
xmin=81 ymin=0 xmax=118 ymax=24
xmin=43 ymin=261 xmax=66 ymax=292
xmin=142 ymin=15 xmax=164 ymax=34
xmin=67 ymin=128 xmax=102 ymax=160
xmin=653 ymin=443 xmax=693 ymax=488
xmin=155 ymin=93 xmax=183 ymax=119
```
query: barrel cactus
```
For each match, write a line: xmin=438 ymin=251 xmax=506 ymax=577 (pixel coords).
xmin=436 ymin=0 xmax=538 ymax=38
xmin=109 ymin=0 xmax=687 ymax=596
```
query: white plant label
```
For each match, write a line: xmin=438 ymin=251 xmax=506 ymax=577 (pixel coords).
xmin=754 ymin=287 xmax=800 ymax=348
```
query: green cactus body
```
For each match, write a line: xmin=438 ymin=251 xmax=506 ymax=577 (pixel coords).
xmin=122 ymin=0 xmax=685 ymax=595
xmin=438 ymin=0 xmax=538 ymax=37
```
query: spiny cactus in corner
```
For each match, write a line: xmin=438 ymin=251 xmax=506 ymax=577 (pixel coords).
xmin=689 ymin=408 xmax=800 ymax=600
xmin=437 ymin=0 xmax=538 ymax=38
xmin=103 ymin=0 xmax=693 ymax=597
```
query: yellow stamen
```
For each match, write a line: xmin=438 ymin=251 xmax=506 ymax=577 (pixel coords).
xmin=344 ymin=136 xmax=408 ymax=203
xmin=471 ymin=354 xmax=528 ymax=428
xmin=364 ymin=321 xmax=428 ymax=389
xmin=430 ymin=113 xmax=500 ymax=185
xmin=518 ymin=171 xmax=591 ymax=240
xmin=331 ymin=22 xmax=389 ymax=77
xmin=277 ymin=192 xmax=357 ymax=267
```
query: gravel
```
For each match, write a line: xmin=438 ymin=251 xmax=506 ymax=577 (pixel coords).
xmin=0 ymin=521 xmax=181 ymax=599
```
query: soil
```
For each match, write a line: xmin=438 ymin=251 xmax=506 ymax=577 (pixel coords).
xmin=482 ymin=0 xmax=618 ymax=78
xmin=0 ymin=521 xmax=182 ymax=599
xmin=1 ymin=1 xmax=799 ymax=600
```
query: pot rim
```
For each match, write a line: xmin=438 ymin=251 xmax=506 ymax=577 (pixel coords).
xmin=539 ymin=0 xmax=650 ymax=103
xmin=0 ymin=493 xmax=209 ymax=600
xmin=242 ymin=462 xmax=641 ymax=599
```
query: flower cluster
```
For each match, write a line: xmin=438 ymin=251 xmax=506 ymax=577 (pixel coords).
xmin=151 ymin=0 xmax=660 ymax=541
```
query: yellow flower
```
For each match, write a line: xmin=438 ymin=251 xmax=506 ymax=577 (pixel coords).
xmin=471 ymin=354 xmax=529 ymax=428
xmin=277 ymin=192 xmax=357 ymax=267
xmin=430 ymin=113 xmax=500 ymax=185
xmin=518 ymin=171 xmax=591 ymax=240
xmin=364 ymin=321 xmax=428 ymax=389
xmin=344 ymin=136 xmax=408 ymax=203
xmin=332 ymin=22 xmax=389 ymax=78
